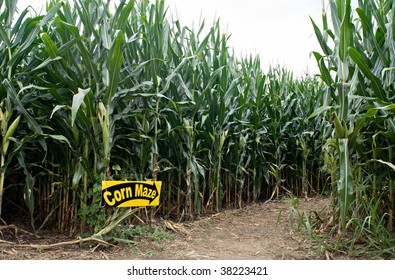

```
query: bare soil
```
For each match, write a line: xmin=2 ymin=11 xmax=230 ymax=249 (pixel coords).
xmin=0 ymin=196 xmax=331 ymax=260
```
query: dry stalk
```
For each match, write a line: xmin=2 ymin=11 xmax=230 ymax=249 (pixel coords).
xmin=164 ymin=220 xmax=190 ymax=236
xmin=0 ymin=236 xmax=113 ymax=249
xmin=0 ymin=224 xmax=41 ymax=238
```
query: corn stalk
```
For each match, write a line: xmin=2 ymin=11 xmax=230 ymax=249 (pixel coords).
xmin=312 ymin=0 xmax=395 ymax=242
xmin=1 ymin=0 xmax=327 ymax=234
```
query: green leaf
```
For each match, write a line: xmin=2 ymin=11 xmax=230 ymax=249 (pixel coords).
xmin=330 ymin=1 xmax=341 ymax=37
xmin=104 ymin=30 xmax=125 ymax=107
xmin=17 ymin=151 xmax=35 ymax=230
xmin=365 ymin=103 xmax=395 ymax=118
xmin=15 ymin=2 xmax=63 ymax=54
xmin=4 ymin=79 xmax=47 ymax=151
xmin=0 ymin=23 xmax=11 ymax=48
xmin=50 ymin=105 xmax=67 ymax=119
xmin=44 ymin=134 xmax=71 ymax=148
xmin=116 ymin=0 xmax=135 ymax=31
xmin=392 ymin=0 xmax=395 ymax=41
xmin=355 ymin=8 xmax=389 ymax=66
xmin=40 ymin=32 xmax=60 ymax=58
xmin=71 ymin=88 xmax=90 ymax=127
xmin=348 ymin=47 xmax=386 ymax=101
xmin=310 ymin=17 xmax=332 ymax=56
xmin=308 ymin=105 xmax=333 ymax=119
xmin=30 ymin=56 xmax=64 ymax=72
xmin=339 ymin=0 xmax=353 ymax=62
xmin=312 ymin=52 xmax=333 ymax=86
xmin=72 ymin=159 xmax=84 ymax=188
xmin=58 ymin=20 xmax=100 ymax=83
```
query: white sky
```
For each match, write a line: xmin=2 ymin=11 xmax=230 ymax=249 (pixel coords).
xmin=166 ymin=0 xmax=324 ymax=75
xmin=16 ymin=0 xmax=335 ymax=75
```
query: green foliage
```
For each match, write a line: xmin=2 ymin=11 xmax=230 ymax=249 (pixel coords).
xmin=291 ymin=196 xmax=395 ymax=259
xmin=119 ymin=224 xmax=174 ymax=242
xmin=0 ymin=0 xmax=328 ymax=232
xmin=77 ymin=179 xmax=107 ymax=233
xmin=311 ymin=0 xmax=395 ymax=255
xmin=78 ymin=203 xmax=107 ymax=233
xmin=4 ymin=0 xmax=393 ymax=258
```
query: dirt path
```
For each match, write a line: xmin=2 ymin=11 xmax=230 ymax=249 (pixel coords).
xmin=0 ymin=197 xmax=330 ymax=260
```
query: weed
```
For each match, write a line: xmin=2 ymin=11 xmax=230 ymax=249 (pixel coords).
xmin=118 ymin=224 xmax=174 ymax=243
xmin=36 ymin=247 xmax=44 ymax=253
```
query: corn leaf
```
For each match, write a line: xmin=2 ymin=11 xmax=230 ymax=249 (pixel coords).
xmin=71 ymin=88 xmax=90 ymax=127
xmin=104 ymin=30 xmax=125 ymax=107
xmin=4 ymin=79 xmax=47 ymax=151
xmin=348 ymin=47 xmax=386 ymax=101
xmin=339 ymin=0 xmax=353 ymax=62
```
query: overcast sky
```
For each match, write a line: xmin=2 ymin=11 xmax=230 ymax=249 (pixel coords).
xmin=16 ymin=0 xmax=334 ymax=75
xmin=166 ymin=0 xmax=324 ymax=75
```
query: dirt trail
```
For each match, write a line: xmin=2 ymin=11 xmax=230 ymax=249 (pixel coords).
xmin=0 ymin=197 xmax=330 ymax=260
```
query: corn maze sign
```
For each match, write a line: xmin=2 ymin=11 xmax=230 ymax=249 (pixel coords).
xmin=101 ymin=181 xmax=161 ymax=207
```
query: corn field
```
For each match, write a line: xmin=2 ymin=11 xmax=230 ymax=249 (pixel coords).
xmin=0 ymin=0 xmax=394 ymax=256
xmin=311 ymin=0 xmax=395 ymax=254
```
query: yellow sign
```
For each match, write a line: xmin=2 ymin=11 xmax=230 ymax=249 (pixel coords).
xmin=101 ymin=181 xmax=161 ymax=207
